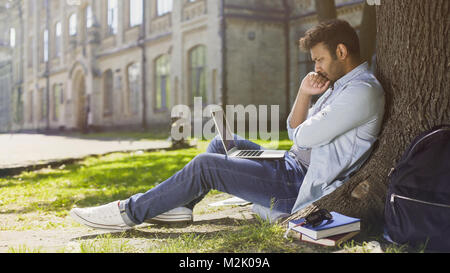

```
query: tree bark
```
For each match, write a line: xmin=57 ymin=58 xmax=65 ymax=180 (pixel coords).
xmin=284 ymin=0 xmax=450 ymax=230
xmin=315 ymin=0 xmax=336 ymax=22
xmin=359 ymin=2 xmax=377 ymax=65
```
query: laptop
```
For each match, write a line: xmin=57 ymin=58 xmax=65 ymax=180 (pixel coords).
xmin=211 ymin=109 xmax=286 ymax=159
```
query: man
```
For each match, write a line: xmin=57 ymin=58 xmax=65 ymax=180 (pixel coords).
xmin=70 ymin=19 xmax=385 ymax=230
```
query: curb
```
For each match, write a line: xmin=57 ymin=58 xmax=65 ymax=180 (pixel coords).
xmin=0 ymin=143 xmax=196 ymax=178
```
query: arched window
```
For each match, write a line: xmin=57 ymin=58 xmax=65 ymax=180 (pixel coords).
xmin=86 ymin=5 xmax=93 ymax=29
xmin=130 ymin=0 xmax=143 ymax=27
xmin=103 ymin=70 xmax=114 ymax=116
xmin=127 ymin=63 xmax=141 ymax=115
xmin=43 ymin=29 xmax=49 ymax=62
xmin=155 ymin=55 xmax=171 ymax=111
xmin=189 ymin=45 xmax=206 ymax=105
xmin=9 ymin=28 xmax=15 ymax=47
xmin=107 ymin=0 xmax=118 ymax=35
xmin=55 ymin=22 xmax=62 ymax=57
xmin=157 ymin=0 xmax=173 ymax=16
xmin=69 ymin=13 xmax=77 ymax=36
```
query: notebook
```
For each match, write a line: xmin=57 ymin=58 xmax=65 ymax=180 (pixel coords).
xmin=285 ymin=211 xmax=360 ymax=240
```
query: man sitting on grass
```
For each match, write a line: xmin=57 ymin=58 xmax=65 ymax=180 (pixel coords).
xmin=70 ymin=19 xmax=385 ymax=230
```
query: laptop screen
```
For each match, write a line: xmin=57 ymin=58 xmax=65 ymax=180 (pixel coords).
xmin=211 ymin=110 xmax=236 ymax=152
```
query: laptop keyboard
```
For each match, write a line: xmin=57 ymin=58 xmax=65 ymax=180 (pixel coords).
xmin=236 ymin=150 xmax=264 ymax=157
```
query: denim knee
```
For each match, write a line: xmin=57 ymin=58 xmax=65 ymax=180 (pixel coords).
xmin=192 ymin=153 xmax=218 ymax=167
xmin=206 ymin=135 xmax=225 ymax=154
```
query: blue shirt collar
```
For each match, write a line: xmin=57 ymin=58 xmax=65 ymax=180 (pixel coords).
xmin=333 ymin=62 xmax=369 ymax=90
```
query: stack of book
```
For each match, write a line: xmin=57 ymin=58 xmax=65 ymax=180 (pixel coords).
xmin=285 ymin=211 xmax=360 ymax=247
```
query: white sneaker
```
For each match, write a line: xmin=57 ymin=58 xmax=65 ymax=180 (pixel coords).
xmin=70 ymin=201 xmax=133 ymax=231
xmin=146 ymin=207 xmax=193 ymax=224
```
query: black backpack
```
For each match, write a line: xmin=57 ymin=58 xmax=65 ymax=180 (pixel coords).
xmin=384 ymin=124 xmax=450 ymax=252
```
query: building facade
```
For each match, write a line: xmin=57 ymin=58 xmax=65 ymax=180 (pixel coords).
xmin=0 ymin=0 xmax=366 ymax=133
xmin=0 ymin=0 xmax=23 ymax=132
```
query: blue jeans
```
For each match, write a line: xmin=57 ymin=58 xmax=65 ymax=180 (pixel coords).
xmin=121 ymin=134 xmax=306 ymax=225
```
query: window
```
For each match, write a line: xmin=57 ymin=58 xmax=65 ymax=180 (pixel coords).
xmin=189 ymin=45 xmax=207 ymax=105
xmin=9 ymin=28 xmax=15 ymax=47
xmin=103 ymin=70 xmax=114 ymax=116
xmin=107 ymin=0 xmax=118 ymax=35
xmin=69 ymin=13 xmax=77 ymax=36
xmin=28 ymin=0 xmax=34 ymax=17
xmin=55 ymin=22 xmax=62 ymax=57
xmin=43 ymin=29 xmax=49 ymax=62
xmin=157 ymin=0 xmax=173 ymax=16
xmin=155 ymin=55 xmax=171 ymax=110
xmin=130 ymin=0 xmax=143 ymax=27
xmin=127 ymin=63 xmax=141 ymax=114
xmin=86 ymin=5 xmax=93 ymax=29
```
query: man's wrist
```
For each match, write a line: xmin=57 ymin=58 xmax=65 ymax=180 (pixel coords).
xmin=299 ymin=90 xmax=312 ymax=99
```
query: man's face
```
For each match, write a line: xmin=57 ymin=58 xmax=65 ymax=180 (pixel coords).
xmin=310 ymin=42 xmax=346 ymax=83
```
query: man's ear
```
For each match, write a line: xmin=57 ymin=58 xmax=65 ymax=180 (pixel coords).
xmin=336 ymin=44 xmax=348 ymax=60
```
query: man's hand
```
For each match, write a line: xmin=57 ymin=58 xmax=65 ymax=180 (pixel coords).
xmin=289 ymin=72 xmax=331 ymax=129
xmin=300 ymin=72 xmax=331 ymax=96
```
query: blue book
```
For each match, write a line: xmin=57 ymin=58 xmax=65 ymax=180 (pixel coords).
xmin=285 ymin=212 xmax=360 ymax=240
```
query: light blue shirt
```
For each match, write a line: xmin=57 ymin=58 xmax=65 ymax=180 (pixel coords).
xmin=288 ymin=62 xmax=385 ymax=214
xmin=253 ymin=62 xmax=385 ymax=221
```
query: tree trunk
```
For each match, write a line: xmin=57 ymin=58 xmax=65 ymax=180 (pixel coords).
xmin=359 ymin=2 xmax=377 ymax=65
xmin=284 ymin=0 xmax=450 ymax=230
xmin=315 ymin=0 xmax=336 ymax=22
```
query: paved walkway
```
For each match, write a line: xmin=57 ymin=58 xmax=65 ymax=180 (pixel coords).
xmin=0 ymin=133 xmax=172 ymax=173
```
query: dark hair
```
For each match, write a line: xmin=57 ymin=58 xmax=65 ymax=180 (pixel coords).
xmin=299 ymin=19 xmax=360 ymax=58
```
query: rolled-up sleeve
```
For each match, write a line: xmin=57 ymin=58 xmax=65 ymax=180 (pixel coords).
xmin=287 ymin=107 xmax=315 ymax=141
xmin=292 ymin=82 xmax=383 ymax=149
xmin=287 ymin=113 xmax=295 ymax=141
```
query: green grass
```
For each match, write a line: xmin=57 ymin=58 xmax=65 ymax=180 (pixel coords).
xmin=54 ymin=217 xmax=326 ymax=253
xmin=7 ymin=245 xmax=44 ymax=253
xmin=0 ymin=131 xmax=410 ymax=253
xmin=0 ymin=148 xmax=199 ymax=218
xmin=144 ymin=217 xmax=307 ymax=253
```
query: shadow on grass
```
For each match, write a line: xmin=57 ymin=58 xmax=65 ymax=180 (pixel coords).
xmin=72 ymin=218 xmax=258 ymax=241
xmin=68 ymin=216 xmax=307 ymax=253
xmin=0 ymin=149 xmax=201 ymax=214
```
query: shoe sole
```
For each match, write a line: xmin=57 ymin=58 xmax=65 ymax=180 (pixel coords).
xmin=145 ymin=215 xmax=193 ymax=225
xmin=70 ymin=210 xmax=133 ymax=231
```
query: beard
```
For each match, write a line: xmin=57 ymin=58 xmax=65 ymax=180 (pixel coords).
xmin=322 ymin=60 xmax=347 ymax=85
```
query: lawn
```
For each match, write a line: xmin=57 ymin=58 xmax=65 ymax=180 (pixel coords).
xmin=0 ymin=131 xmax=411 ymax=253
